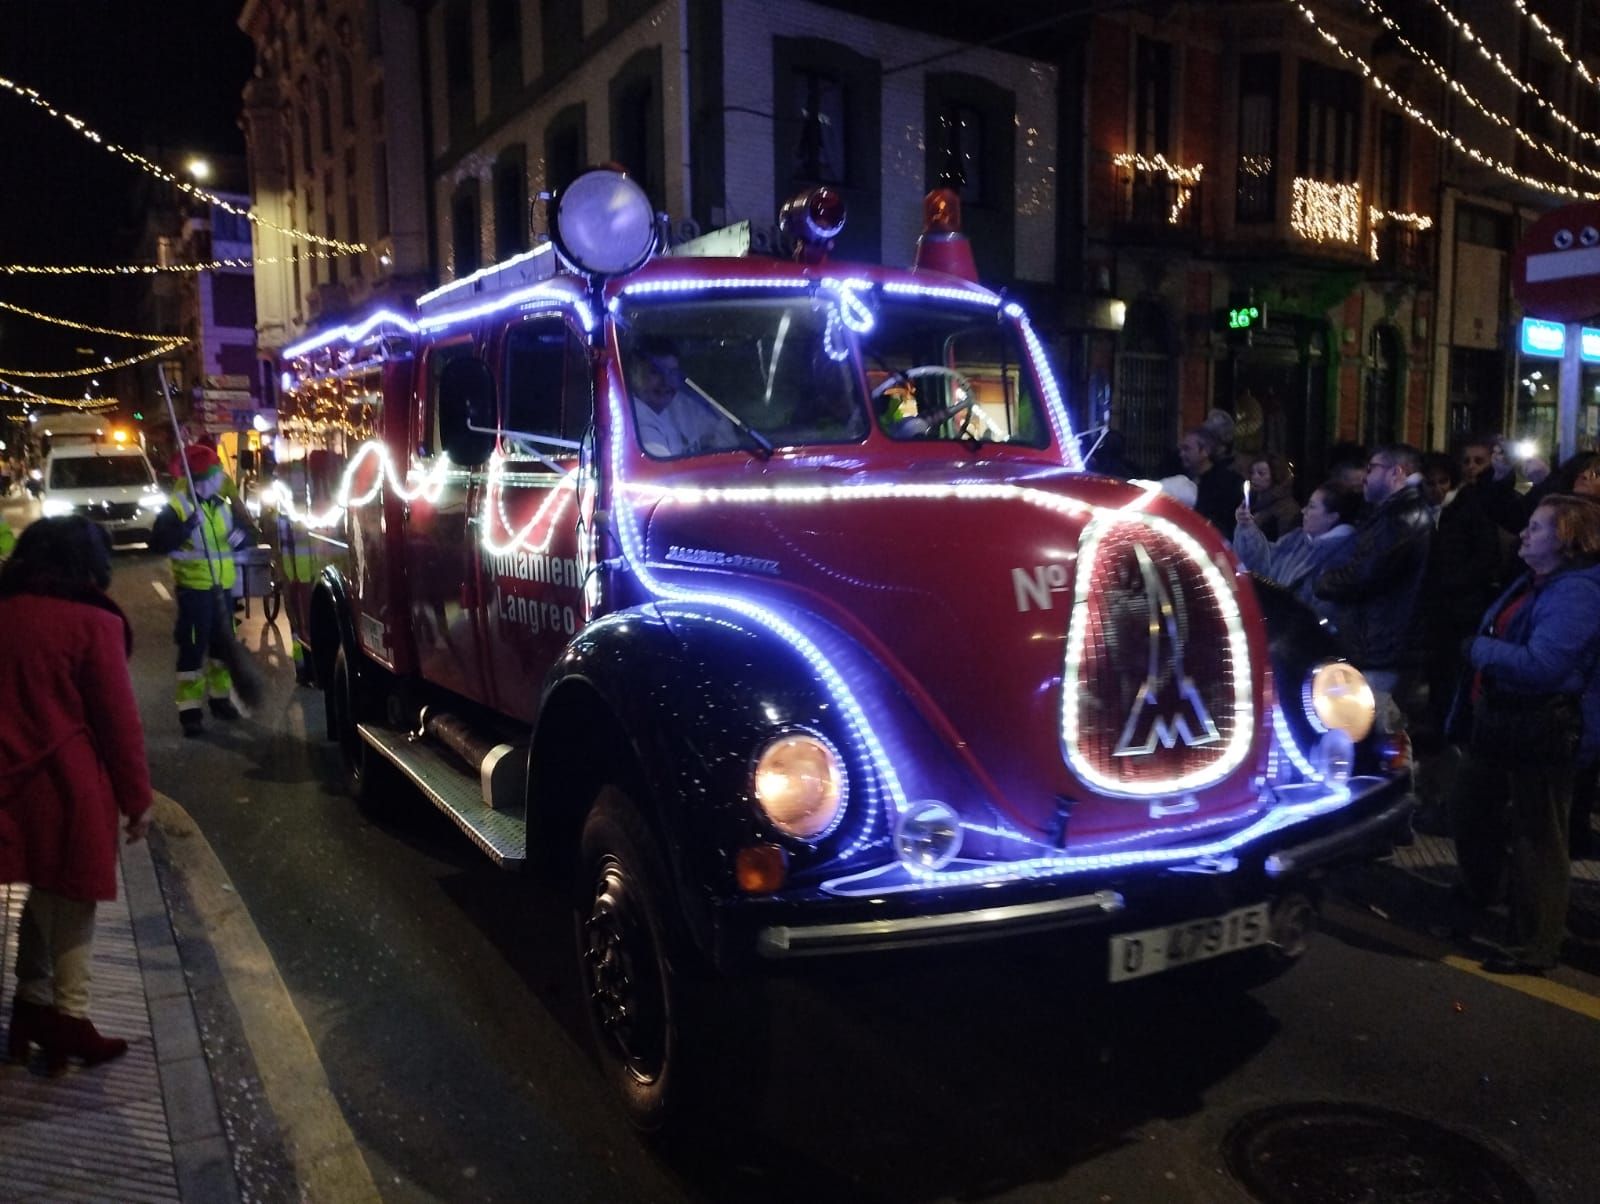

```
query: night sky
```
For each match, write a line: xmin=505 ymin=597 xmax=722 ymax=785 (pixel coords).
xmin=0 ymin=1 xmax=253 ymax=380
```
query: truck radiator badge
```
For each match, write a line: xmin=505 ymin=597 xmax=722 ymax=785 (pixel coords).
xmin=1112 ymin=543 xmax=1220 ymax=756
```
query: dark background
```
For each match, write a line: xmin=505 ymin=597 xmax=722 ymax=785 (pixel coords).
xmin=0 ymin=1 xmax=253 ymax=380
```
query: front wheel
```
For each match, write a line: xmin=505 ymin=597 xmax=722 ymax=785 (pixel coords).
xmin=328 ymin=645 xmax=388 ymax=806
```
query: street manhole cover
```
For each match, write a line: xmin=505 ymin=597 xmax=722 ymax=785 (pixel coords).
xmin=1223 ymin=1102 xmax=1537 ymax=1204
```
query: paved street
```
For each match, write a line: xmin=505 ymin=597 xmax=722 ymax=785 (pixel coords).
xmin=8 ymin=498 xmax=1599 ymax=1203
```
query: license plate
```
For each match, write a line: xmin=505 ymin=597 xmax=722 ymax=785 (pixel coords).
xmin=1108 ymin=903 xmax=1271 ymax=983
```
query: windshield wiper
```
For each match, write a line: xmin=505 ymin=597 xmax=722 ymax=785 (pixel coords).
xmin=684 ymin=378 xmax=774 ymax=459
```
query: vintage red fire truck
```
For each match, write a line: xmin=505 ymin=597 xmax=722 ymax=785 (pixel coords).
xmin=270 ymin=170 xmax=1413 ymax=1129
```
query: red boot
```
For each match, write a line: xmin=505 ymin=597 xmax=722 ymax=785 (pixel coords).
xmin=6 ymin=997 xmax=50 ymax=1063
xmin=44 ymin=1011 xmax=128 ymax=1075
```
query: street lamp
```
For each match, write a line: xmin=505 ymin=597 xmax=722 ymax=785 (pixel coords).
xmin=186 ymin=157 xmax=212 ymax=183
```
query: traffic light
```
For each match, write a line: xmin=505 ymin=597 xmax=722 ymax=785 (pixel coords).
xmin=132 ymin=410 xmax=144 ymax=421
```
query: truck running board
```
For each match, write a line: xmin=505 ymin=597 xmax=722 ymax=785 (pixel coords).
xmin=357 ymin=723 xmax=527 ymax=867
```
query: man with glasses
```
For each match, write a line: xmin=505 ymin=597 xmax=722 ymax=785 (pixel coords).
xmin=1314 ymin=444 xmax=1433 ymax=727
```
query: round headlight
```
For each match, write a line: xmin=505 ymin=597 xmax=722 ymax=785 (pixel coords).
xmin=551 ymin=169 xmax=657 ymax=276
xmin=1305 ymin=661 xmax=1375 ymax=743
xmin=752 ymin=732 xmax=844 ymax=840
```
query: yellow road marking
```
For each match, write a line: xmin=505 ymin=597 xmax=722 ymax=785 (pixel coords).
xmin=1442 ymin=954 xmax=1600 ymax=1020
xmin=1324 ymin=900 xmax=1600 ymax=1022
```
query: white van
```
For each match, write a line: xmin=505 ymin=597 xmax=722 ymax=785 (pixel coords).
xmin=41 ymin=443 xmax=165 ymax=545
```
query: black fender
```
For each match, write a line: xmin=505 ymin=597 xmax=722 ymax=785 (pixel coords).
xmin=531 ymin=602 xmax=891 ymax=954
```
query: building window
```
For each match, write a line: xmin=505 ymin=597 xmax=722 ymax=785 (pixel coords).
xmin=489 ymin=0 xmax=521 ymax=105
xmin=305 ymin=187 xmax=318 ymax=286
xmin=925 ymin=73 xmax=1014 ymax=280
xmin=541 ymin=0 xmax=581 ymax=78
xmin=1134 ymin=37 xmax=1173 ymax=158
xmin=773 ymin=38 xmax=881 ymax=261
xmin=317 ymin=81 xmax=333 ymax=152
xmin=1297 ymin=61 xmax=1360 ymax=182
xmin=298 ymin=91 xmax=314 ymax=170
xmin=374 ymin=142 xmax=390 ymax=238
xmin=610 ymin=49 xmax=664 ymax=208
xmin=345 ymin=149 xmax=362 ymax=276
xmin=445 ymin=2 xmax=474 ymax=144
xmin=214 ymin=275 xmax=256 ymax=328
xmin=494 ymin=146 xmax=529 ymax=260
xmin=1236 ymin=53 xmax=1278 ymax=222
xmin=452 ymin=179 xmax=482 ymax=276
xmin=1458 ymin=204 xmax=1511 ymax=249
xmin=1376 ymin=108 xmax=1404 ymax=209
xmin=790 ymin=68 xmax=846 ymax=184
xmin=545 ymin=104 xmax=587 ymax=195
xmin=337 ymin=56 xmax=355 ymax=129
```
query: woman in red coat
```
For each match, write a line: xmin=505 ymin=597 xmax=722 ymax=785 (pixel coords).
xmin=0 ymin=516 xmax=152 ymax=1073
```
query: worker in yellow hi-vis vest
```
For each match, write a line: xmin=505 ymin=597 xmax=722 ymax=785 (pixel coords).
xmin=149 ymin=444 xmax=256 ymax=736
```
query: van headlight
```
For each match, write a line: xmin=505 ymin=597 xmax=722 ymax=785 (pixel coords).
xmin=752 ymin=731 xmax=845 ymax=840
xmin=1304 ymin=661 xmax=1375 ymax=743
xmin=41 ymin=498 xmax=74 ymax=516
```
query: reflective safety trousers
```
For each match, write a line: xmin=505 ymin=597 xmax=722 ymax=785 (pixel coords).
xmin=168 ymin=493 xmax=240 ymax=591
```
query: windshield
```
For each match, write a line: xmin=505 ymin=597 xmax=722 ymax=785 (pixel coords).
xmin=49 ymin=454 xmax=153 ymax=490
xmin=616 ymin=293 xmax=1049 ymax=458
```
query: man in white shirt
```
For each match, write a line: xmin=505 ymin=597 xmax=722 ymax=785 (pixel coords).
xmin=627 ymin=336 xmax=738 ymax=457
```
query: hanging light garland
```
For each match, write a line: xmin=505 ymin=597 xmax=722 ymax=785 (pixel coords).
xmin=1412 ymin=0 xmax=1597 ymax=150
xmin=1368 ymin=207 xmax=1434 ymax=259
xmin=1112 ymin=152 xmax=1205 ymax=223
xmin=1288 ymin=1 xmax=1600 ymax=201
xmin=0 ymin=250 xmax=349 ymax=277
xmin=0 ymin=379 xmax=120 ymax=408
xmin=1361 ymin=0 xmax=1600 ymax=174
xmin=1510 ymin=0 xmax=1599 ymax=94
xmin=0 ymin=74 xmax=367 ymax=254
xmin=0 ymin=339 xmax=189 ymax=379
xmin=0 ymin=299 xmax=178 ymax=342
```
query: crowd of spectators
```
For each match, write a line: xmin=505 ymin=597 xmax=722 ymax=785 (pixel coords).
xmin=1090 ymin=420 xmax=1600 ymax=975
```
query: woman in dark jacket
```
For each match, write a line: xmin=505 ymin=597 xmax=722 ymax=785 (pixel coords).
xmin=1449 ymin=495 xmax=1600 ymax=974
xmin=0 ymin=516 xmax=151 ymax=1072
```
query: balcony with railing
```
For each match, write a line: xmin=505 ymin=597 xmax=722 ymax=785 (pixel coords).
xmin=1369 ymin=219 xmax=1434 ymax=280
xmin=1110 ymin=154 xmax=1204 ymax=241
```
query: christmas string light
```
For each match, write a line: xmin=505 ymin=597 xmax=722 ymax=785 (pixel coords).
xmin=0 ymin=299 xmax=178 ymax=342
xmin=1113 ymin=152 xmax=1204 ymax=223
xmin=1360 ymin=0 xmax=1600 ymax=173
xmin=1288 ymin=1 xmax=1600 ymax=201
xmin=1291 ymin=178 xmax=1362 ymax=245
xmin=1368 ymin=207 xmax=1434 ymax=260
xmin=1510 ymin=0 xmax=1599 ymax=95
xmin=0 ymin=251 xmax=349 ymax=276
xmin=0 ymin=74 xmax=366 ymax=254
xmin=0 ymin=339 xmax=188 ymax=379
xmin=0 ymin=378 xmax=120 ymax=408
xmin=1411 ymin=0 xmax=1599 ymax=150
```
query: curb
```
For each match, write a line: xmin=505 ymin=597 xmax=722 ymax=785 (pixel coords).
xmin=150 ymin=794 xmax=382 ymax=1204
xmin=123 ymin=813 xmax=241 ymax=1203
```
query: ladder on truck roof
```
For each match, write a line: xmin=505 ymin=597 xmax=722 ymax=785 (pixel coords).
xmin=416 ymin=243 xmax=559 ymax=318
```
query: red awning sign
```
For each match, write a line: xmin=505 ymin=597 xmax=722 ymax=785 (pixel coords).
xmin=1513 ymin=201 xmax=1600 ymax=323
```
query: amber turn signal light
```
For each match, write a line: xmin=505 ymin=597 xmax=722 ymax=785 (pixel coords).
xmin=735 ymin=843 xmax=789 ymax=894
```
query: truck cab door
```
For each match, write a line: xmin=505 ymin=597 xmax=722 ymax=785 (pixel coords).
xmin=479 ymin=312 xmax=595 ymax=723
xmin=405 ymin=337 xmax=489 ymax=704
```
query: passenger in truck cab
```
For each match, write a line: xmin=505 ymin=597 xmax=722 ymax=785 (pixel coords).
xmin=624 ymin=334 xmax=739 ymax=457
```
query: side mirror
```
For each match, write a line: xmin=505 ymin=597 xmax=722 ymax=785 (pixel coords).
xmin=438 ymin=357 xmax=498 ymax=466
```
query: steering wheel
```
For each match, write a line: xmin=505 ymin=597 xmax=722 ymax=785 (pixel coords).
xmin=873 ymin=365 xmax=978 ymax=438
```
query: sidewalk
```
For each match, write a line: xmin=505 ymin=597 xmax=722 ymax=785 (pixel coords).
xmin=0 ymin=818 xmax=238 ymax=1202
